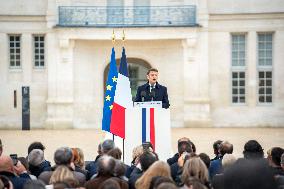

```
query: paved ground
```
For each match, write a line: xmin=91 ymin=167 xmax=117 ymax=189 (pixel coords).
xmin=0 ymin=128 xmax=283 ymax=164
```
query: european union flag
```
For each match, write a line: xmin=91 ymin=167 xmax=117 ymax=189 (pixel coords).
xmin=102 ymin=48 xmax=118 ymax=132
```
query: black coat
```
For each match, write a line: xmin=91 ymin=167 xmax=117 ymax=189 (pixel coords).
xmin=135 ymin=82 xmax=170 ymax=109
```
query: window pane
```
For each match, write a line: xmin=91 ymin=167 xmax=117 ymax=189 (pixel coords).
xmin=266 ymin=88 xmax=272 ymax=94
xmin=232 ymin=80 xmax=237 ymax=86
xmin=259 ymin=72 xmax=264 ymax=78
xmin=239 ymin=80 xmax=245 ymax=86
xmin=259 ymin=88 xmax=264 ymax=94
xmin=239 ymin=88 xmax=245 ymax=94
xmin=266 ymin=80 xmax=272 ymax=86
xmin=232 ymin=72 xmax=238 ymax=78
xmin=266 ymin=96 xmax=272 ymax=102
xmin=232 ymin=96 xmax=238 ymax=103
xmin=259 ymin=80 xmax=265 ymax=86
xmin=16 ymin=61 xmax=20 ymax=66
xmin=239 ymin=72 xmax=245 ymax=78
xmin=266 ymin=72 xmax=272 ymax=78
xmin=239 ymin=96 xmax=245 ymax=103
xmin=232 ymin=89 xmax=238 ymax=94
xmin=259 ymin=96 xmax=265 ymax=102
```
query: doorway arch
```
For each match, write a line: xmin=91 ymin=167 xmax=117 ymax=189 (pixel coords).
xmin=103 ymin=58 xmax=151 ymax=100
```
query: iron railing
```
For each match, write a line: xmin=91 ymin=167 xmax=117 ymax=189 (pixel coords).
xmin=58 ymin=6 xmax=196 ymax=27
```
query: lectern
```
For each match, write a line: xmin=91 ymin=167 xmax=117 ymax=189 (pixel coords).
xmin=106 ymin=102 xmax=172 ymax=165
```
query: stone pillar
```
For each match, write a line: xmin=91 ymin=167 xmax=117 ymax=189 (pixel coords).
xmin=22 ymin=34 xmax=32 ymax=83
xmin=247 ymin=31 xmax=257 ymax=107
xmin=45 ymin=35 xmax=74 ymax=128
xmin=182 ymin=0 xmax=212 ymax=127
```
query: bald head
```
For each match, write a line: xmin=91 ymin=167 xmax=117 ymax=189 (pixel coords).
xmin=0 ymin=155 xmax=14 ymax=173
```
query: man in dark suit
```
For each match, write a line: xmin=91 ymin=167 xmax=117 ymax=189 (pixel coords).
xmin=134 ymin=68 xmax=170 ymax=108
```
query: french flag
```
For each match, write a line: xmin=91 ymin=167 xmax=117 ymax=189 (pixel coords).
xmin=110 ymin=47 xmax=133 ymax=139
xmin=142 ymin=108 xmax=156 ymax=150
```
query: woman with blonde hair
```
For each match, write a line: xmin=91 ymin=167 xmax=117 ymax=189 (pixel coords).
xmin=135 ymin=161 xmax=172 ymax=189
xmin=49 ymin=165 xmax=79 ymax=188
xmin=182 ymin=157 xmax=211 ymax=189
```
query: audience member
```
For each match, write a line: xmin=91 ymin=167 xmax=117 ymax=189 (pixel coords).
xmin=211 ymin=140 xmax=223 ymax=161
xmin=269 ymin=147 xmax=284 ymax=176
xmin=0 ymin=175 xmax=13 ymax=189
xmin=199 ymin=153 xmax=211 ymax=169
xmin=72 ymin=148 xmax=88 ymax=176
xmin=0 ymin=155 xmax=30 ymax=189
xmin=85 ymin=155 xmax=116 ymax=189
xmin=149 ymin=176 xmax=175 ymax=189
xmin=129 ymin=151 xmax=158 ymax=189
xmin=0 ymin=139 xmax=2 ymax=156
xmin=167 ymin=137 xmax=193 ymax=166
xmin=223 ymin=159 xmax=276 ymax=189
xmin=28 ymin=149 xmax=51 ymax=177
xmin=23 ymin=179 xmax=45 ymax=189
xmin=98 ymin=177 xmax=121 ymax=189
xmin=38 ymin=147 xmax=85 ymax=186
xmin=209 ymin=141 xmax=233 ymax=178
xmin=49 ymin=165 xmax=79 ymax=187
xmin=243 ymin=140 xmax=264 ymax=159
xmin=86 ymin=140 xmax=115 ymax=179
xmin=135 ymin=161 xmax=172 ymax=189
xmin=182 ymin=157 xmax=211 ymax=189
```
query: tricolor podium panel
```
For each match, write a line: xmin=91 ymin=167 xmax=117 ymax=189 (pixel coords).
xmin=106 ymin=107 xmax=172 ymax=165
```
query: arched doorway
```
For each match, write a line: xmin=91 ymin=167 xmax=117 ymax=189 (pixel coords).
xmin=103 ymin=58 xmax=151 ymax=100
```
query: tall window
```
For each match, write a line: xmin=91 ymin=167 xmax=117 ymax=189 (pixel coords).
xmin=34 ymin=35 xmax=45 ymax=68
xmin=231 ymin=34 xmax=246 ymax=104
xmin=9 ymin=35 xmax=21 ymax=68
xmin=257 ymin=33 xmax=273 ymax=103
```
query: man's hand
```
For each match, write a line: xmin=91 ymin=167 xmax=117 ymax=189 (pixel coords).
xmin=13 ymin=161 xmax=27 ymax=175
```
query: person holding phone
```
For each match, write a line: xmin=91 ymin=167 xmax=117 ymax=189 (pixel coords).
xmin=0 ymin=155 xmax=31 ymax=189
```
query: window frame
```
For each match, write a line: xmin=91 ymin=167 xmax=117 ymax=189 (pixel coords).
xmin=230 ymin=33 xmax=247 ymax=105
xmin=8 ymin=34 xmax=22 ymax=69
xmin=256 ymin=32 xmax=274 ymax=105
xmin=33 ymin=34 xmax=45 ymax=69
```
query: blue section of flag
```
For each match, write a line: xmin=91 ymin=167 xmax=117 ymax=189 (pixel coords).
xmin=119 ymin=47 xmax=129 ymax=77
xmin=142 ymin=108 xmax=146 ymax=143
xmin=102 ymin=48 xmax=118 ymax=132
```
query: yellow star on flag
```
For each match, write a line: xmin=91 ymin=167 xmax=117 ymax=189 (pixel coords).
xmin=109 ymin=104 xmax=113 ymax=110
xmin=106 ymin=85 xmax=113 ymax=91
xmin=112 ymin=76 xmax=117 ymax=82
xmin=105 ymin=95 xmax=111 ymax=101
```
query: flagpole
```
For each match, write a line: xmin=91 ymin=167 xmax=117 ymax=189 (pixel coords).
xmin=111 ymin=29 xmax=115 ymax=143
xmin=122 ymin=29 xmax=126 ymax=163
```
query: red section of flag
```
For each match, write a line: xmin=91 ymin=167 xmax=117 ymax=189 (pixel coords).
xmin=110 ymin=102 xmax=126 ymax=139
xmin=150 ymin=108 xmax=155 ymax=151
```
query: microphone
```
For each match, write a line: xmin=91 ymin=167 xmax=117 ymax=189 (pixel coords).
xmin=141 ymin=91 xmax=146 ymax=102
xmin=150 ymin=89 xmax=156 ymax=101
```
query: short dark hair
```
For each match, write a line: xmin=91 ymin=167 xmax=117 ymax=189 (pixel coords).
xmin=101 ymin=139 xmax=115 ymax=154
xmin=28 ymin=142 xmax=45 ymax=154
xmin=271 ymin=147 xmax=284 ymax=166
xmin=199 ymin=153 xmax=211 ymax=169
xmin=213 ymin=140 xmax=223 ymax=155
xmin=107 ymin=147 xmax=122 ymax=160
xmin=139 ymin=151 xmax=158 ymax=171
xmin=178 ymin=141 xmax=192 ymax=154
xmin=54 ymin=147 xmax=73 ymax=165
xmin=147 ymin=68 xmax=158 ymax=75
xmin=243 ymin=140 xmax=264 ymax=159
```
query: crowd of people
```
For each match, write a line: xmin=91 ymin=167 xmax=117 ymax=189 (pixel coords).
xmin=0 ymin=137 xmax=283 ymax=189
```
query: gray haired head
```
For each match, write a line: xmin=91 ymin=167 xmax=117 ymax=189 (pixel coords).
xmin=101 ymin=139 xmax=115 ymax=154
xmin=54 ymin=147 xmax=73 ymax=165
xmin=28 ymin=149 xmax=44 ymax=166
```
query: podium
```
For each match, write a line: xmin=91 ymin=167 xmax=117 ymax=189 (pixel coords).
xmin=106 ymin=102 xmax=172 ymax=165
